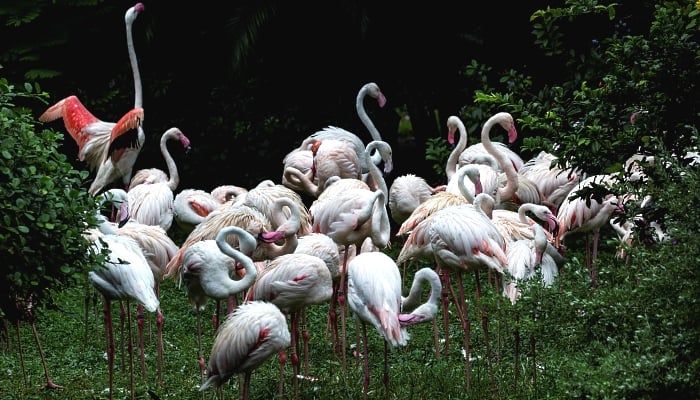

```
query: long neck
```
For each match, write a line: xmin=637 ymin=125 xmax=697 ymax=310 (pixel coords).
xmin=357 ymin=85 xmax=382 ymax=142
xmin=216 ymin=227 xmax=258 ymax=293
xmin=364 ymin=141 xmax=389 ymax=200
xmin=402 ymin=268 xmax=441 ymax=310
xmin=399 ymin=267 xmax=441 ymax=326
xmin=125 ymin=13 xmax=142 ymax=108
xmin=532 ymin=223 xmax=548 ymax=266
xmin=517 ymin=203 xmax=536 ymax=224
xmin=446 ymin=119 xmax=468 ymax=182
xmin=482 ymin=116 xmax=518 ymax=204
xmin=160 ymin=130 xmax=180 ymax=191
xmin=370 ymin=191 xmax=390 ymax=249
xmin=456 ymin=166 xmax=478 ymax=203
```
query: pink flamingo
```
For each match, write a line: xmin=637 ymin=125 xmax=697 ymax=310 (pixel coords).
xmin=126 ymin=128 xmax=191 ymax=231
xmin=555 ymin=173 xmax=626 ymax=287
xmin=347 ymin=251 xmax=441 ymax=400
xmin=245 ymin=252 xmax=333 ymax=398
xmin=181 ymin=225 xmax=259 ymax=380
xmin=199 ymin=301 xmax=291 ymax=400
xmin=39 ymin=3 xmax=147 ymax=196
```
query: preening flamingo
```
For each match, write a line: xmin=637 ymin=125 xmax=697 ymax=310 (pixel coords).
xmin=126 ymin=127 xmax=191 ymax=231
xmin=347 ymin=251 xmax=441 ymax=400
xmin=308 ymin=144 xmax=391 ymax=368
xmin=39 ymin=3 xmax=147 ymax=196
xmin=181 ymin=225 xmax=259 ymax=379
xmin=199 ymin=301 xmax=291 ymax=400
xmin=503 ymin=222 xmax=564 ymax=304
xmin=388 ymin=173 xmax=446 ymax=225
xmin=172 ymin=188 xmax=223 ymax=234
xmin=164 ymin=196 xmax=303 ymax=279
xmin=246 ymin=252 xmax=333 ymax=397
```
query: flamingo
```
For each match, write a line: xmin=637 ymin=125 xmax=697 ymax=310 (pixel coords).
xmin=518 ymin=150 xmax=584 ymax=212
xmin=232 ymin=182 xmax=313 ymax=236
xmin=291 ymin=138 xmax=362 ymax=198
xmin=453 ymin=113 xmax=520 ymax=207
xmin=308 ymin=142 xmax=392 ymax=368
xmin=199 ymin=301 xmax=291 ymax=400
xmin=503 ymin=222 xmax=565 ymax=304
xmin=245 ymin=252 xmax=333 ymax=398
xmin=126 ymin=127 xmax=191 ymax=231
xmin=88 ymin=223 xmax=159 ymax=400
xmin=39 ymin=3 xmax=147 ymax=196
xmin=347 ymin=251 xmax=441 ymax=400
xmin=555 ymin=174 xmax=626 ymax=287
xmin=181 ymin=225 xmax=259 ymax=380
xmin=281 ymin=148 xmax=314 ymax=193
xmin=210 ymin=184 xmax=249 ymax=204
xmin=164 ymin=196 xmax=303 ymax=280
xmin=295 ymin=82 xmax=388 ymax=175
xmin=112 ymin=216 xmax=179 ymax=386
xmin=292 ymin=232 xmax=341 ymax=373
xmin=397 ymin=163 xmax=481 ymax=237
xmin=398 ymin=193 xmax=507 ymax=389
xmin=388 ymin=173 xmax=446 ymax=225
xmin=491 ymin=202 xmax=561 ymax=245
xmin=172 ymin=188 xmax=223 ymax=234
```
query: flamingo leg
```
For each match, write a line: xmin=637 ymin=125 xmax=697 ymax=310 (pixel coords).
xmin=438 ymin=266 xmax=451 ymax=355
xmin=383 ymin=340 xmax=390 ymax=400
xmin=290 ymin=312 xmax=300 ymax=399
xmin=102 ymin=298 xmax=115 ymax=400
xmin=156 ymin=308 xmax=164 ymax=388
xmin=361 ymin=321 xmax=370 ymax=400
xmin=127 ymin=300 xmax=136 ymax=400
xmin=455 ymin=272 xmax=470 ymax=390
xmin=338 ymin=245 xmax=351 ymax=372
xmin=136 ymin=304 xmax=147 ymax=381
xmin=301 ymin=309 xmax=311 ymax=377
xmin=28 ymin=306 xmax=61 ymax=390
xmin=13 ymin=318 xmax=28 ymax=387
xmin=242 ymin=371 xmax=252 ymax=400
xmin=475 ymin=270 xmax=496 ymax=392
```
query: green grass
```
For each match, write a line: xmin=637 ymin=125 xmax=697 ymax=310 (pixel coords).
xmin=1 ymin=232 xmax=698 ymax=399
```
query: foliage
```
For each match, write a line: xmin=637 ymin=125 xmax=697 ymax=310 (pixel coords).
xmin=0 ymin=72 xmax=102 ymax=320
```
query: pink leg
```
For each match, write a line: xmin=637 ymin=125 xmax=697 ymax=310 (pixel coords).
xmin=360 ymin=322 xmax=370 ymax=400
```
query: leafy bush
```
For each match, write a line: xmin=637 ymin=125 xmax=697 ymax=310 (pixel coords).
xmin=0 ymin=72 xmax=101 ymax=321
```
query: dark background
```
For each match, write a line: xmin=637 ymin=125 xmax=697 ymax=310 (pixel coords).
xmin=2 ymin=1 xmax=627 ymax=193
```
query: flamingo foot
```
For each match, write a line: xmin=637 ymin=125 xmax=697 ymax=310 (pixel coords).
xmin=41 ymin=380 xmax=63 ymax=390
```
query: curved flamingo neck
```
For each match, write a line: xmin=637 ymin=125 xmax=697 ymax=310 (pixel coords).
xmin=364 ymin=141 xmax=390 ymax=200
xmin=456 ymin=165 xmax=479 ymax=203
xmin=283 ymin=167 xmax=319 ymax=197
xmin=481 ymin=114 xmax=518 ymax=204
xmin=216 ymin=227 xmax=258 ymax=293
xmin=370 ymin=191 xmax=390 ymax=248
xmin=446 ymin=117 xmax=468 ymax=182
xmin=401 ymin=267 xmax=441 ymax=312
xmin=357 ymin=84 xmax=382 ymax=142
xmin=160 ymin=129 xmax=181 ymax=191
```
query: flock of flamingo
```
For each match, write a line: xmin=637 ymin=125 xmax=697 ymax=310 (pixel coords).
xmin=29 ymin=2 xmax=673 ymax=400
